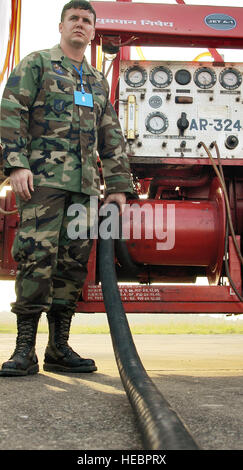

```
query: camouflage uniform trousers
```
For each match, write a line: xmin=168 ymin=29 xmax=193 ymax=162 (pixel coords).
xmin=11 ymin=187 xmax=94 ymax=318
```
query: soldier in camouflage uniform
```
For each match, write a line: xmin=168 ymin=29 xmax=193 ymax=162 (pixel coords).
xmin=0 ymin=0 xmax=134 ymax=376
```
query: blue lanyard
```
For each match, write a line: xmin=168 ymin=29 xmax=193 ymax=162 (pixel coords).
xmin=73 ymin=64 xmax=85 ymax=94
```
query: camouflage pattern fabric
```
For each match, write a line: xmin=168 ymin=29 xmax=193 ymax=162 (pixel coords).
xmin=0 ymin=44 xmax=133 ymax=196
xmin=11 ymin=187 xmax=94 ymax=317
xmin=0 ymin=145 xmax=4 ymax=184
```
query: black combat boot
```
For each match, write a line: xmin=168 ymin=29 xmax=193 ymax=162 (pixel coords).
xmin=0 ymin=314 xmax=40 ymax=376
xmin=43 ymin=314 xmax=97 ymax=373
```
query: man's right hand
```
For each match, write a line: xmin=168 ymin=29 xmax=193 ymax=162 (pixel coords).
xmin=10 ymin=168 xmax=34 ymax=201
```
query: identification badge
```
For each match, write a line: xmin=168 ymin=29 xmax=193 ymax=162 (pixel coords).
xmin=74 ymin=90 xmax=93 ymax=108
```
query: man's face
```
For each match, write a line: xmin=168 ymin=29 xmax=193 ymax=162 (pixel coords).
xmin=59 ymin=8 xmax=95 ymax=49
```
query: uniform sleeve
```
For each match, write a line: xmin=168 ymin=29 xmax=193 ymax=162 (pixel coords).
xmin=0 ymin=53 xmax=41 ymax=176
xmin=97 ymin=80 xmax=134 ymax=196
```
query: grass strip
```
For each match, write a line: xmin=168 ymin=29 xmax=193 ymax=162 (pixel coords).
xmin=1 ymin=320 xmax=243 ymax=335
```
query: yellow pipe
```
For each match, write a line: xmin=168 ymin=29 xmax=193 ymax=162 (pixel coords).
xmin=0 ymin=38 xmax=12 ymax=84
xmin=0 ymin=0 xmax=20 ymax=84
xmin=97 ymin=45 xmax=102 ymax=71
xmin=14 ymin=0 xmax=21 ymax=65
xmin=193 ymin=52 xmax=212 ymax=62
xmin=136 ymin=47 xmax=146 ymax=60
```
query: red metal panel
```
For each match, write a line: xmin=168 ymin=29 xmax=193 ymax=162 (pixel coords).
xmin=77 ymin=300 xmax=243 ymax=314
xmin=1 ymin=191 xmax=18 ymax=279
xmin=129 ymin=158 xmax=243 ymax=169
xmin=228 ymin=235 xmax=242 ymax=293
xmin=0 ymin=197 xmax=6 ymax=274
xmin=78 ymin=285 xmax=243 ymax=314
xmin=91 ymin=2 xmax=243 ymax=48
xmin=110 ymin=52 xmax=120 ymax=105
xmin=79 ymin=232 xmax=243 ymax=314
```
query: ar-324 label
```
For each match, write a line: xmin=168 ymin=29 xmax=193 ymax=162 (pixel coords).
xmin=189 ymin=118 xmax=241 ymax=132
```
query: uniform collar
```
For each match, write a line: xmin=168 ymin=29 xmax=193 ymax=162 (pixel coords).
xmin=50 ymin=44 xmax=101 ymax=80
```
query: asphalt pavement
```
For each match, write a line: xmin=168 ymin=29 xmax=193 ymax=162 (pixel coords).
xmin=0 ymin=333 xmax=242 ymax=452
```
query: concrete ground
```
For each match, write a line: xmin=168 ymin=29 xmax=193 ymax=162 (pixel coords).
xmin=0 ymin=332 xmax=242 ymax=451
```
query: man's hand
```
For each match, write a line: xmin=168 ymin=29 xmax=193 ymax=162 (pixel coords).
xmin=103 ymin=192 xmax=126 ymax=214
xmin=10 ymin=168 xmax=34 ymax=201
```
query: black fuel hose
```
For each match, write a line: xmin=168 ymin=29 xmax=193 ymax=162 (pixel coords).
xmin=99 ymin=213 xmax=199 ymax=450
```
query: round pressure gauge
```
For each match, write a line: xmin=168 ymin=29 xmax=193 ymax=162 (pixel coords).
xmin=219 ymin=68 xmax=242 ymax=90
xmin=145 ymin=112 xmax=168 ymax=134
xmin=124 ymin=65 xmax=147 ymax=88
xmin=149 ymin=66 xmax=173 ymax=88
xmin=175 ymin=69 xmax=191 ymax=85
xmin=194 ymin=67 xmax=217 ymax=89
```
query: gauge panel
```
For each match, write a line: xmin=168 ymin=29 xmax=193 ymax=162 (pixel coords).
xmin=194 ymin=67 xmax=217 ymax=89
xmin=145 ymin=112 xmax=168 ymax=134
xmin=219 ymin=68 xmax=242 ymax=90
xmin=119 ymin=60 xmax=243 ymax=160
xmin=149 ymin=66 xmax=173 ymax=88
xmin=175 ymin=69 xmax=191 ymax=85
xmin=124 ymin=65 xmax=147 ymax=88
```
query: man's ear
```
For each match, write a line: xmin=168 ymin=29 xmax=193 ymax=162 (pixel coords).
xmin=59 ymin=22 xmax=63 ymax=34
xmin=91 ymin=22 xmax=96 ymax=41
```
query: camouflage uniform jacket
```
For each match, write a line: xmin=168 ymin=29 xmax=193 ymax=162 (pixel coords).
xmin=0 ymin=44 xmax=133 ymax=196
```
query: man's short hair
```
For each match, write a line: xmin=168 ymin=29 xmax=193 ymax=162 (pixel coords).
xmin=61 ymin=1 xmax=96 ymax=24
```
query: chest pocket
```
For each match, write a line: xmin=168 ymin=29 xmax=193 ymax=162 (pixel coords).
xmin=44 ymin=92 xmax=73 ymax=122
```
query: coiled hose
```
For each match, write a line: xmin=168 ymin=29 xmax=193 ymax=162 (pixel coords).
xmin=99 ymin=211 xmax=199 ymax=450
